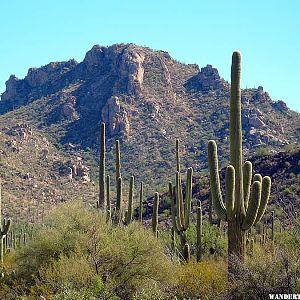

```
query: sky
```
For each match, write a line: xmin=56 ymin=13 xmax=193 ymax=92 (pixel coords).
xmin=0 ymin=0 xmax=299 ymax=111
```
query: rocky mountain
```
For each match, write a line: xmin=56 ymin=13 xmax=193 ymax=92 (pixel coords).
xmin=0 ymin=43 xmax=299 ymax=221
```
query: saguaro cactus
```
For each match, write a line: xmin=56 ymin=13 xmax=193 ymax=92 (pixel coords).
xmin=0 ymin=185 xmax=11 ymax=267
xmin=106 ymin=175 xmax=111 ymax=222
xmin=207 ymin=51 xmax=271 ymax=262
xmin=168 ymin=139 xmax=193 ymax=262
xmin=115 ymin=140 xmax=121 ymax=186
xmin=115 ymin=177 xmax=123 ymax=224
xmin=126 ymin=176 xmax=134 ymax=225
xmin=152 ymin=192 xmax=159 ymax=237
xmin=196 ymin=200 xmax=203 ymax=262
xmin=139 ymin=182 xmax=144 ymax=222
xmin=99 ymin=122 xmax=106 ymax=209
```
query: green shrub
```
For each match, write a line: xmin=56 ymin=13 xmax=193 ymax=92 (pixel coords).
xmin=10 ymin=201 xmax=175 ymax=299
xmin=175 ymin=259 xmax=228 ymax=300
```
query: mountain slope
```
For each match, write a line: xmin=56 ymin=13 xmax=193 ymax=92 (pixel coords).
xmin=0 ymin=43 xmax=299 ymax=220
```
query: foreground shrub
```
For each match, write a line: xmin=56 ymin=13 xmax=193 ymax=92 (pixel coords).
xmin=175 ymin=259 xmax=227 ymax=299
xmin=8 ymin=201 xmax=175 ymax=299
xmin=226 ymin=243 xmax=300 ymax=299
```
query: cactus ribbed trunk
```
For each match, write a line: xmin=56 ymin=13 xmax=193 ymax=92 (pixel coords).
xmin=228 ymin=51 xmax=246 ymax=261
xmin=115 ymin=140 xmax=121 ymax=186
xmin=126 ymin=176 xmax=134 ymax=225
xmin=152 ymin=192 xmax=159 ymax=237
xmin=228 ymin=220 xmax=246 ymax=260
xmin=196 ymin=200 xmax=203 ymax=262
xmin=106 ymin=175 xmax=111 ymax=222
xmin=139 ymin=182 xmax=143 ymax=222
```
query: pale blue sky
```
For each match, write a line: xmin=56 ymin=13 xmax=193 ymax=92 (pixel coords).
xmin=1 ymin=0 xmax=299 ymax=111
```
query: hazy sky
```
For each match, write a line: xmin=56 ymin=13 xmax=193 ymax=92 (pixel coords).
xmin=1 ymin=0 xmax=299 ymax=111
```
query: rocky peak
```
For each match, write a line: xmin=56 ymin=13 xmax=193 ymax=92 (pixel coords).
xmin=83 ymin=44 xmax=145 ymax=96
xmin=185 ymin=64 xmax=229 ymax=92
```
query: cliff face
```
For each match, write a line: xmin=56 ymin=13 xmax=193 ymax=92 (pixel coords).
xmin=0 ymin=43 xmax=299 ymax=189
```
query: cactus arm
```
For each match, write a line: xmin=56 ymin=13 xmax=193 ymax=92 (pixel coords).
xmin=225 ymin=165 xmax=235 ymax=221
xmin=177 ymin=172 xmax=185 ymax=228
xmin=243 ymin=161 xmax=252 ymax=211
xmin=242 ymin=181 xmax=261 ymax=230
xmin=254 ymin=176 xmax=271 ymax=224
xmin=253 ymin=174 xmax=262 ymax=183
xmin=208 ymin=140 xmax=227 ymax=221
xmin=169 ymin=182 xmax=179 ymax=235
xmin=184 ymin=167 xmax=193 ymax=229
xmin=175 ymin=172 xmax=184 ymax=232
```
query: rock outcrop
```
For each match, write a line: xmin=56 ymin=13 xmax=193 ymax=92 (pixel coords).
xmin=186 ymin=64 xmax=229 ymax=92
xmin=60 ymin=95 xmax=79 ymax=121
xmin=101 ymin=96 xmax=130 ymax=137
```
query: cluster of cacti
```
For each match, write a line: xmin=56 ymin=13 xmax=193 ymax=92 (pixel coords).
xmin=208 ymin=51 xmax=272 ymax=262
xmin=97 ymin=123 xmax=146 ymax=226
xmin=88 ymin=52 xmax=276 ymax=268
xmin=169 ymin=139 xmax=193 ymax=262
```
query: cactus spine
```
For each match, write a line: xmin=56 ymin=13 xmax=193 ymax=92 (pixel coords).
xmin=0 ymin=184 xmax=11 ymax=267
xmin=196 ymin=200 xmax=203 ymax=262
xmin=126 ymin=176 xmax=134 ymax=224
xmin=99 ymin=122 xmax=106 ymax=209
xmin=152 ymin=192 xmax=159 ymax=237
xmin=207 ymin=51 xmax=271 ymax=262
xmin=139 ymin=182 xmax=144 ymax=222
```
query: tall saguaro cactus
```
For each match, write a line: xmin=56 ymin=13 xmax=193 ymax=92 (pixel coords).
xmin=139 ymin=182 xmax=144 ymax=222
xmin=106 ymin=175 xmax=111 ymax=222
xmin=115 ymin=140 xmax=121 ymax=186
xmin=126 ymin=176 xmax=134 ymax=225
xmin=99 ymin=122 xmax=106 ymax=209
xmin=115 ymin=177 xmax=123 ymax=224
xmin=152 ymin=192 xmax=159 ymax=237
xmin=0 ymin=184 xmax=11 ymax=268
xmin=207 ymin=51 xmax=271 ymax=262
xmin=196 ymin=200 xmax=203 ymax=262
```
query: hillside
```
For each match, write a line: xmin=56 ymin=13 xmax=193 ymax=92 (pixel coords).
xmin=0 ymin=43 xmax=299 ymax=221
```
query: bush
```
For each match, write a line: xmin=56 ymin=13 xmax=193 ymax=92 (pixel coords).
xmin=9 ymin=201 xmax=175 ymax=299
xmin=226 ymin=244 xmax=300 ymax=299
xmin=175 ymin=259 xmax=228 ymax=299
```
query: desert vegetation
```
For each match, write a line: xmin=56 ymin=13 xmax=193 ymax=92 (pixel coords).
xmin=0 ymin=51 xmax=299 ymax=299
